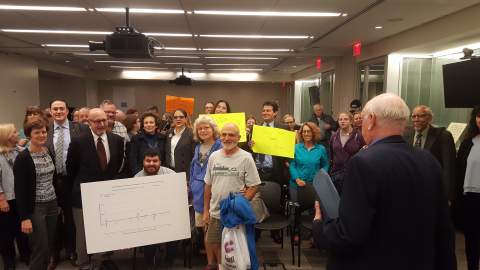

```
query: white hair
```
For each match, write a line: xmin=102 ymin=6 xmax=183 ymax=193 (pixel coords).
xmin=362 ymin=93 xmax=410 ymax=126
xmin=192 ymin=115 xmax=220 ymax=142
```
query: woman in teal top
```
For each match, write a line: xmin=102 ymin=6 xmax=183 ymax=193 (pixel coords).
xmin=289 ymin=122 xmax=329 ymax=201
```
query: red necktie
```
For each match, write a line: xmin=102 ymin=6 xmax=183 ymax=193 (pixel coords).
xmin=97 ymin=137 xmax=107 ymax=171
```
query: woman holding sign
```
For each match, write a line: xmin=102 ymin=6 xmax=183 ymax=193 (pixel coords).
xmin=289 ymin=122 xmax=329 ymax=202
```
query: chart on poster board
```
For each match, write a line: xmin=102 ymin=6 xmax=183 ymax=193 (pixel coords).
xmin=80 ymin=173 xmax=190 ymax=254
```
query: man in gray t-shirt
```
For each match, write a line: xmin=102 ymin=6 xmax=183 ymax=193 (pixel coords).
xmin=203 ymin=123 xmax=261 ymax=267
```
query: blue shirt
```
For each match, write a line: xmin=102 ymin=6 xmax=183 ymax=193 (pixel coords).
xmin=189 ymin=139 xmax=223 ymax=213
xmin=289 ymin=143 xmax=329 ymax=187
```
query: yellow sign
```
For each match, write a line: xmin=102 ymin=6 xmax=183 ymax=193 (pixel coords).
xmin=251 ymin=125 xmax=296 ymax=158
xmin=199 ymin=113 xmax=247 ymax=142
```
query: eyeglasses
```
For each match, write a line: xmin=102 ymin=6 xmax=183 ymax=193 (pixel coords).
xmin=173 ymin=116 xmax=185 ymax=120
xmin=90 ymin=119 xmax=107 ymax=124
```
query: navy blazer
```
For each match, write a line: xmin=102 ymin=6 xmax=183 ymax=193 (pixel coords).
xmin=66 ymin=131 xmax=125 ymax=208
xmin=313 ymin=135 xmax=456 ymax=270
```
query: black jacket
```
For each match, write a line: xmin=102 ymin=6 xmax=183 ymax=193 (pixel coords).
xmin=313 ymin=135 xmax=456 ymax=270
xmin=13 ymin=148 xmax=58 ymax=220
xmin=128 ymin=132 xmax=166 ymax=175
xmin=164 ymin=127 xmax=195 ymax=176
xmin=404 ymin=125 xmax=457 ymax=201
xmin=66 ymin=131 xmax=125 ymax=208
xmin=309 ymin=113 xmax=338 ymax=143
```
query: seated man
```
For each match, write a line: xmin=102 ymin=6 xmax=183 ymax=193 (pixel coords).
xmin=134 ymin=148 xmax=175 ymax=270
xmin=203 ymin=123 xmax=261 ymax=269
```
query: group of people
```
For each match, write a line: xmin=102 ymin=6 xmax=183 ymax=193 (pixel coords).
xmin=0 ymin=93 xmax=479 ymax=270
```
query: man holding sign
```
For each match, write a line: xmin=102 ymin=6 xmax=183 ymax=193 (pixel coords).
xmin=250 ymin=101 xmax=289 ymax=187
xmin=249 ymin=101 xmax=290 ymax=243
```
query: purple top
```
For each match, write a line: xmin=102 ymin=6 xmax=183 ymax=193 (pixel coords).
xmin=329 ymin=128 xmax=365 ymax=173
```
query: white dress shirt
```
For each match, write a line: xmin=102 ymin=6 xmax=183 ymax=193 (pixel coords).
xmin=170 ymin=127 xmax=186 ymax=168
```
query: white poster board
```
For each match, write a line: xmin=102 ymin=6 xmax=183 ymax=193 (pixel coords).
xmin=447 ymin=122 xmax=467 ymax=144
xmin=80 ymin=172 xmax=191 ymax=254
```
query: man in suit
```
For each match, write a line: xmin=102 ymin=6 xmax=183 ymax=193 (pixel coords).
xmin=250 ymin=101 xmax=288 ymax=243
xmin=403 ymin=105 xmax=456 ymax=202
xmin=309 ymin=103 xmax=338 ymax=145
xmin=66 ymin=108 xmax=124 ymax=270
xmin=46 ymin=99 xmax=89 ymax=267
xmin=312 ymin=93 xmax=456 ymax=270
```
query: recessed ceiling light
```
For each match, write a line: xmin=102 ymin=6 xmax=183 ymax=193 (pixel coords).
xmin=193 ymin=10 xmax=341 ymax=17
xmin=0 ymin=5 xmax=86 ymax=11
xmin=165 ymin=63 xmax=203 ymax=65
xmin=65 ymin=60 xmax=71 ymax=63
xmin=204 ymin=56 xmax=278 ymax=60
xmin=110 ymin=66 xmax=168 ymax=70
xmin=42 ymin=44 xmax=88 ymax=48
xmin=157 ymin=47 xmax=198 ymax=51
xmin=156 ymin=55 xmax=200 ymax=58
xmin=200 ymin=34 xmax=310 ymax=39
xmin=208 ymin=68 xmax=263 ymax=71
xmin=96 ymin=8 xmax=184 ymax=14
xmin=2 ymin=29 xmax=110 ymax=35
xmin=73 ymin=53 xmax=109 ymax=56
xmin=95 ymin=60 xmax=161 ymax=64
xmin=206 ymin=63 xmax=270 ymax=66
xmin=144 ymin=32 xmax=192 ymax=37
xmin=375 ymin=26 xmax=383 ymax=29
xmin=203 ymin=48 xmax=290 ymax=52
xmin=2 ymin=29 xmax=192 ymax=37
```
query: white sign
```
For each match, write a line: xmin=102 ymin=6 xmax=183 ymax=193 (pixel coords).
xmin=80 ymin=173 xmax=191 ymax=254
xmin=447 ymin=122 xmax=467 ymax=144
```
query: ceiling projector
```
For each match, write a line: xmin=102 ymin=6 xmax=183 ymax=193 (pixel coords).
xmin=170 ymin=68 xmax=192 ymax=86
xmin=88 ymin=8 xmax=162 ymax=58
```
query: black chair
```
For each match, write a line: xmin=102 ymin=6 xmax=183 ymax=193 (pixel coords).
xmin=254 ymin=181 xmax=294 ymax=269
xmin=293 ymin=183 xmax=318 ymax=267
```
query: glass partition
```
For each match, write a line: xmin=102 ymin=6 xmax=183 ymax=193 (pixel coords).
xmin=400 ymin=49 xmax=480 ymax=127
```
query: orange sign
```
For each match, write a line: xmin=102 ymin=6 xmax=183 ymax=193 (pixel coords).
xmin=165 ymin=95 xmax=195 ymax=116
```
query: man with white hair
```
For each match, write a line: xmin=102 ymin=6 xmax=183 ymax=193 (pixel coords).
xmin=312 ymin=94 xmax=456 ymax=270
xmin=203 ymin=123 xmax=261 ymax=267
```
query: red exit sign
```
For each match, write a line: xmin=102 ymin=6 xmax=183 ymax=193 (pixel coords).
xmin=353 ymin=41 xmax=362 ymax=57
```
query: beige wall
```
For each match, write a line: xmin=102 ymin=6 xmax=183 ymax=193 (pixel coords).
xmin=38 ymin=72 xmax=87 ymax=109
xmin=0 ymin=54 xmax=39 ymax=128
xmin=97 ymin=80 xmax=293 ymax=121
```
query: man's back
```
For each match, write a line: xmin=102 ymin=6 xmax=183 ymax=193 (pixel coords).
xmin=323 ymin=135 xmax=456 ymax=270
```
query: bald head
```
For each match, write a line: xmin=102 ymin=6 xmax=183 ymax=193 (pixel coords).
xmin=88 ymin=108 xmax=108 ymax=136
xmin=221 ymin=123 xmax=240 ymax=152
xmin=361 ymin=93 xmax=410 ymax=144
